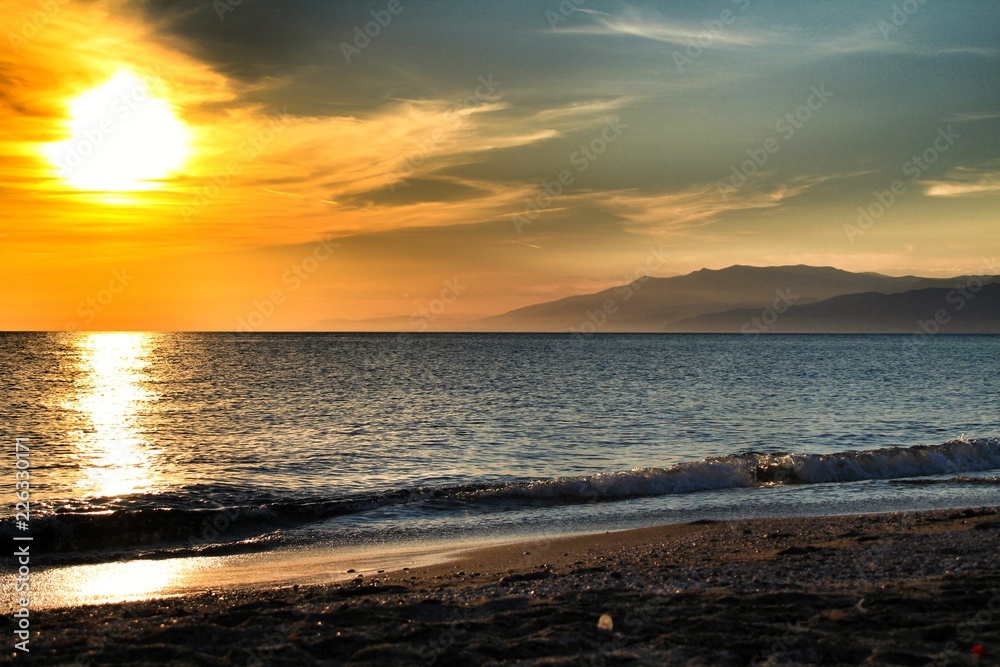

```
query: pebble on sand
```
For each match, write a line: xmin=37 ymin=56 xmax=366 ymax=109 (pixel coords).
xmin=597 ymin=614 xmax=613 ymax=632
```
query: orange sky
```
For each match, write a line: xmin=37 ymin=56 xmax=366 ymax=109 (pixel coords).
xmin=1 ymin=1 xmax=998 ymax=330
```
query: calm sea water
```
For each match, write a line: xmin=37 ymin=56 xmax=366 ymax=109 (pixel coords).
xmin=2 ymin=332 xmax=999 ymax=565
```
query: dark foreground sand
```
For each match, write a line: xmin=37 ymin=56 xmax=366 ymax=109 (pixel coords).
xmin=16 ymin=506 xmax=1000 ymax=666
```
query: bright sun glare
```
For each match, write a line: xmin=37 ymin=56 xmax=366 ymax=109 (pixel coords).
xmin=45 ymin=70 xmax=191 ymax=191
xmin=75 ymin=332 xmax=158 ymax=498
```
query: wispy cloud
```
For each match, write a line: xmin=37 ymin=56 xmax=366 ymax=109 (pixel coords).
xmin=807 ymin=24 xmax=893 ymax=56
xmin=555 ymin=7 xmax=767 ymax=48
xmin=527 ymin=97 xmax=632 ymax=125
xmin=565 ymin=11 xmax=1000 ymax=62
xmin=923 ymin=164 xmax=1000 ymax=197
xmin=944 ymin=111 xmax=1000 ymax=123
xmin=602 ymin=175 xmax=828 ymax=236
xmin=814 ymin=23 xmax=1000 ymax=58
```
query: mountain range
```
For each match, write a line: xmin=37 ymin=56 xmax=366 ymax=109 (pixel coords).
xmin=318 ymin=265 xmax=1000 ymax=333
xmin=483 ymin=265 xmax=1000 ymax=333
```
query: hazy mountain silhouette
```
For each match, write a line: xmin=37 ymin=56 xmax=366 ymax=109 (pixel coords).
xmin=672 ymin=282 xmax=1000 ymax=333
xmin=482 ymin=265 xmax=1000 ymax=332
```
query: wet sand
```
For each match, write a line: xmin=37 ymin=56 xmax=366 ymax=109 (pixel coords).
xmin=21 ymin=506 xmax=1000 ymax=665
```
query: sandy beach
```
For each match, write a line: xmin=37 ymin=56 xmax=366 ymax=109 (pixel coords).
xmin=16 ymin=505 xmax=1000 ymax=666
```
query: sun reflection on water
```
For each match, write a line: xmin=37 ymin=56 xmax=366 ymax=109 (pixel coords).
xmin=71 ymin=332 xmax=160 ymax=498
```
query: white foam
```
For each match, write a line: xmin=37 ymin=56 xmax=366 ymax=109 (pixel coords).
xmin=484 ymin=438 xmax=1000 ymax=502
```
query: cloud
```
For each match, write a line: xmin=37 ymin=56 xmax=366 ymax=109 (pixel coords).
xmin=556 ymin=7 xmax=767 ymax=48
xmin=943 ymin=111 xmax=1000 ymax=123
xmin=527 ymin=97 xmax=633 ymax=126
xmin=561 ymin=9 xmax=1000 ymax=64
xmin=604 ymin=175 xmax=830 ymax=235
xmin=806 ymin=24 xmax=895 ymax=56
xmin=0 ymin=0 xmax=238 ymax=214
xmin=551 ymin=7 xmax=999 ymax=60
xmin=923 ymin=164 xmax=1000 ymax=197
xmin=235 ymin=93 xmax=632 ymax=209
xmin=340 ymin=177 xmax=492 ymax=208
xmin=811 ymin=23 xmax=1000 ymax=58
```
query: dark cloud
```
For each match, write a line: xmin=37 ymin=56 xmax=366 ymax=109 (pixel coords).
xmin=139 ymin=0 xmax=1000 ymax=220
xmin=340 ymin=177 xmax=491 ymax=207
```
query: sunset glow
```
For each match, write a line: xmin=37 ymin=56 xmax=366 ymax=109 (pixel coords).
xmin=2 ymin=3 xmax=999 ymax=658
xmin=44 ymin=70 xmax=192 ymax=192
xmin=0 ymin=1 xmax=998 ymax=330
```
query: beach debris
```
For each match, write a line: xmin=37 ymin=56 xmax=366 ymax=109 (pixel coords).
xmin=854 ymin=598 xmax=868 ymax=614
xmin=972 ymin=644 xmax=987 ymax=658
xmin=597 ymin=614 xmax=614 ymax=632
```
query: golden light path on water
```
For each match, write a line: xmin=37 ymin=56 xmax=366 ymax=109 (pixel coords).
xmin=71 ymin=331 xmax=160 ymax=498
xmin=22 ymin=332 xmax=197 ymax=607
xmin=16 ymin=333 xmax=481 ymax=609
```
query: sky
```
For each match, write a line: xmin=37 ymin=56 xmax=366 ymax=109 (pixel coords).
xmin=1 ymin=0 xmax=998 ymax=330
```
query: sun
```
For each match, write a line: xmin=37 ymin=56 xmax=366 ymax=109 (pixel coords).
xmin=45 ymin=70 xmax=192 ymax=191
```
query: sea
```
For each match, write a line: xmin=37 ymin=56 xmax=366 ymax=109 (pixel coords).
xmin=2 ymin=332 xmax=999 ymax=605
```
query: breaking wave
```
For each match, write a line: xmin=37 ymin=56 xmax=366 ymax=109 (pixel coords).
xmin=9 ymin=438 xmax=998 ymax=561
xmin=495 ymin=437 xmax=1000 ymax=501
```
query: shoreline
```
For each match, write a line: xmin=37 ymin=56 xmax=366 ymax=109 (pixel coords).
xmin=19 ymin=497 xmax=993 ymax=611
xmin=25 ymin=505 xmax=1000 ymax=665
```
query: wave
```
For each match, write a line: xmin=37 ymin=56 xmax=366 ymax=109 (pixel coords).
xmin=475 ymin=436 xmax=1000 ymax=501
xmin=8 ymin=437 xmax=999 ymax=561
